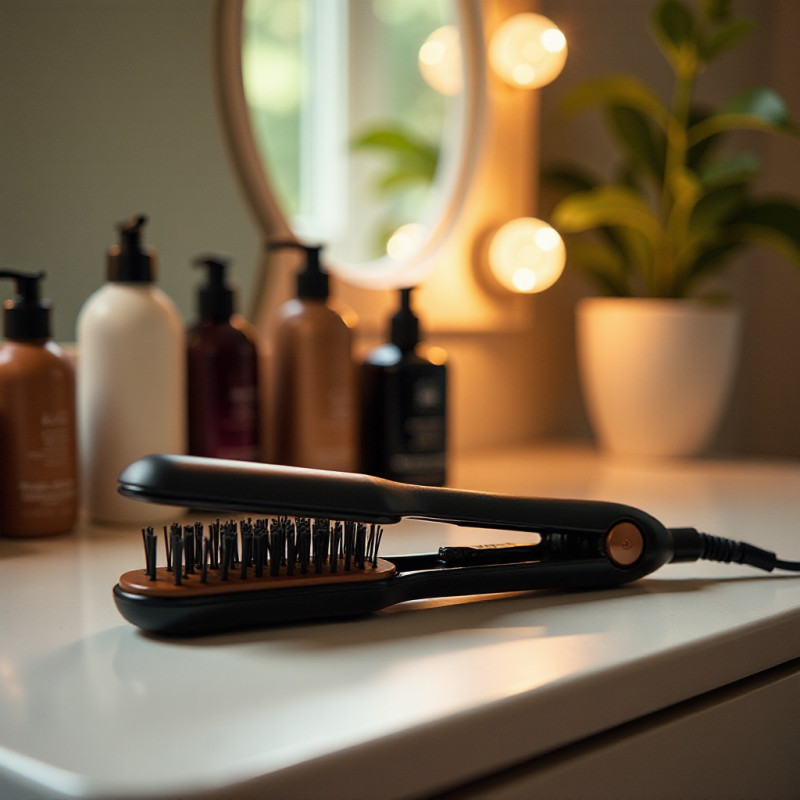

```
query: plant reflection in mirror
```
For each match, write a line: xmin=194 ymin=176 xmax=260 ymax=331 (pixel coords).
xmin=350 ymin=122 xmax=440 ymax=257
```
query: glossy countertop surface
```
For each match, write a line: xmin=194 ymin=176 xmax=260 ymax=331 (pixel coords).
xmin=2 ymin=444 xmax=800 ymax=799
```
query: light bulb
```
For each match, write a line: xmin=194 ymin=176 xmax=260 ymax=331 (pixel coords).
xmin=487 ymin=218 xmax=566 ymax=293
xmin=418 ymin=25 xmax=463 ymax=96
xmin=386 ymin=223 xmax=425 ymax=261
xmin=489 ymin=13 xmax=567 ymax=89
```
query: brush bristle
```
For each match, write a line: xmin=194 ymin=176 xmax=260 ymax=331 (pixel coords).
xmin=119 ymin=516 xmax=390 ymax=598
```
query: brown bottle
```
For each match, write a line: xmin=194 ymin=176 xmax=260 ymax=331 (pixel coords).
xmin=0 ymin=270 xmax=77 ymax=537
xmin=268 ymin=242 xmax=358 ymax=471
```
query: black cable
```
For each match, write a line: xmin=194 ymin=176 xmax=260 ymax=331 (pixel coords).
xmin=668 ymin=527 xmax=800 ymax=573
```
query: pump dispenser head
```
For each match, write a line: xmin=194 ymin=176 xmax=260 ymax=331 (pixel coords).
xmin=268 ymin=240 xmax=328 ymax=300
xmin=391 ymin=287 xmax=420 ymax=353
xmin=0 ymin=269 xmax=51 ymax=340
xmin=108 ymin=214 xmax=157 ymax=282
xmin=193 ymin=254 xmax=235 ymax=320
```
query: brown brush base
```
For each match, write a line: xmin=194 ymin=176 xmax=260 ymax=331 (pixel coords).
xmin=119 ymin=557 xmax=397 ymax=598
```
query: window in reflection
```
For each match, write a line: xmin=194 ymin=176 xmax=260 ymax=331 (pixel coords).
xmin=243 ymin=0 xmax=461 ymax=265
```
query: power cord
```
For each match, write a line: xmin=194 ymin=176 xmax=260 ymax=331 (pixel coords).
xmin=669 ymin=528 xmax=800 ymax=572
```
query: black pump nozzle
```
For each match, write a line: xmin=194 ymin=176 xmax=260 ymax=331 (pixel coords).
xmin=121 ymin=214 xmax=146 ymax=246
xmin=108 ymin=214 xmax=156 ymax=282
xmin=193 ymin=254 xmax=235 ymax=320
xmin=268 ymin=240 xmax=328 ymax=300
xmin=0 ymin=269 xmax=51 ymax=340
xmin=391 ymin=287 xmax=420 ymax=353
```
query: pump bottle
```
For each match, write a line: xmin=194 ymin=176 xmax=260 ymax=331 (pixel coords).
xmin=360 ymin=287 xmax=447 ymax=486
xmin=187 ymin=255 xmax=260 ymax=460
xmin=77 ymin=215 xmax=185 ymax=524
xmin=0 ymin=270 xmax=78 ymax=536
xmin=269 ymin=241 xmax=358 ymax=471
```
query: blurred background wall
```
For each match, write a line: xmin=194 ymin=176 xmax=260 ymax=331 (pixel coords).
xmin=2 ymin=0 xmax=799 ymax=457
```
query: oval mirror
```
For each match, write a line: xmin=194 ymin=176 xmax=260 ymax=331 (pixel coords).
xmin=217 ymin=0 xmax=483 ymax=290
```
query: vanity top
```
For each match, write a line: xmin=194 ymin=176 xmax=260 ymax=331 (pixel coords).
xmin=2 ymin=444 xmax=800 ymax=799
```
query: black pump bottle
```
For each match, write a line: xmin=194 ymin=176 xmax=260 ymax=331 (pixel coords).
xmin=186 ymin=255 xmax=260 ymax=461
xmin=360 ymin=287 xmax=447 ymax=486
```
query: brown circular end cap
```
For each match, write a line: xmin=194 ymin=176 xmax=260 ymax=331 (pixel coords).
xmin=605 ymin=522 xmax=644 ymax=567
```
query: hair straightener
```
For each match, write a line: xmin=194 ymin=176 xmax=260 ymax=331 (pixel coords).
xmin=112 ymin=454 xmax=800 ymax=636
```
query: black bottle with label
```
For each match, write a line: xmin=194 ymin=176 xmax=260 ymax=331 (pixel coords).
xmin=360 ymin=287 xmax=447 ymax=486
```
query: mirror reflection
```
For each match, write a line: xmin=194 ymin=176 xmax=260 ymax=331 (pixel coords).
xmin=242 ymin=0 xmax=464 ymax=268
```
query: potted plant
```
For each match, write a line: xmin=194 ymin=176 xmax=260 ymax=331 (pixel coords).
xmin=547 ymin=0 xmax=800 ymax=457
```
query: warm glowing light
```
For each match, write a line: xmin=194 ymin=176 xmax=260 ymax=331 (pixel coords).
xmin=512 ymin=268 xmax=537 ymax=292
xmin=418 ymin=26 xmax=463 ymax=96
xmin=542 ymin=28 xmax=567 ymax=53
xmin=489 ymin=13 xmax=567 ymax=89
xmin=535 ymin=226 xmax=560 ymax=251
xmin=488 ymin=218 xmax=566 ymax=294
xmin=386 ymin=223 xmax=425 ymax=260
xmin=427 ymin=345 xmax=448 ymax=366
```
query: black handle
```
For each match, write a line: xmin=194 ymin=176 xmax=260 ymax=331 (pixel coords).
xmin=118 ymin=454 xmax=406 ymax=523
xmin=118 ymin=454 xmax=675 ymax=578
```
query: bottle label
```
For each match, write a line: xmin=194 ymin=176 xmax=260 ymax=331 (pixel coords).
xmin=0 ymin=401 xmax=77 ymax=533
xmin=389 ymin=452 xmax=446 ymax=475
xmin=18 ymin=478 xmax=76 ymax=512
xmin=404 ymin=415 xmax=446 ymax=452
xmin=19 ymin=410 xmax=76 ymax=513
xmin=390 ymin=370 xmax=447 ymax=485
xmin=28 ymin=409 xmax=73 ymax=468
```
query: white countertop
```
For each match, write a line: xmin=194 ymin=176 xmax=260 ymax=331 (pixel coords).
xmin=2 ymin=444 xmax=800 ymax=799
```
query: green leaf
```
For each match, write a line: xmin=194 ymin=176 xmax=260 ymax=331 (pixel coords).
xmin=686 ymin=106 xmax=723 ymax=170
xmin=653 ymin=0 xmax=696 ymax=48
xmin=688 ymin=183 xmax=748 ymax=237
xmin=552 ymin=186 xmax=662 ymax=246
xmin=376 ymin=169 xmax=433 ymax=193
xmin=688 ymin=88 xmax=798 ymax=144
xmin=729 ymin=200 xmax=800 ymax=267
xmin=561 ymin=237 xmax=634 ymax=296
xmin=677 ymin=239 xmax=743 ymax=295
xmin=605 ymin=105 xmax=666 ymax=183
xmin=696 ymin=153 xmax=760 ymax=189
xmin=543 ymin=166 xmax=635 ymax=263
xmin=651 ymin=0 xmax=698 ymax=74
xmin=690 ymin=240 xmax=742 ymax=277
xmin=699 ymin=19 xmax=754 ymax=63
xmin=725 ymin=87 xmax=790 ymax=124
xmin=699 ymin=0 xmax=732 ymax=23
xmin=559 ymin=75 xmax=669 ymax=129
xmin=669 ymin=166 xmax=703 ymax=213
xmin=350 ymin=125 xmax=439 ymax=171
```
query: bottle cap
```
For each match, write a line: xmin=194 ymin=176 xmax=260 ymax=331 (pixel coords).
xmin=390 ymin=287 xmax=419 ymax=353
xmin=267 ymin=240 xmax=328 ymax=300
xmin=0 ymin=269 xmax=51 ymax=340
xmin=107 ymin=215 xmax=157 ymax=282
xmin=193 ymin=254 xmax=235 ymax=320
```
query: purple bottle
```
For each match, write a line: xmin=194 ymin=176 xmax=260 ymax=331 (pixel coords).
xmin=187 ymin=255 xmax=260 ymax=460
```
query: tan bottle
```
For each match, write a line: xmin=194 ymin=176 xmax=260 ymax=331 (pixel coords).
xmin=269 ymin=242 xmax=358 ymax=471
xmin=0 ymin=270 xmax=77 ymax=537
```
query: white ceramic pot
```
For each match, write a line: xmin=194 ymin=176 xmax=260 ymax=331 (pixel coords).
xmin=576 ymin=297 xmax=741 ymax=458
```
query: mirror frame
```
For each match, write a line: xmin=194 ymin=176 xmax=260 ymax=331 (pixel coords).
xmin=213 ymin=0 xmax=486 ymax=293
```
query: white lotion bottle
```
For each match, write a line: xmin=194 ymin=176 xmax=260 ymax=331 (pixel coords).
xmin=77 ymin=215 xmax=186 ymax=524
